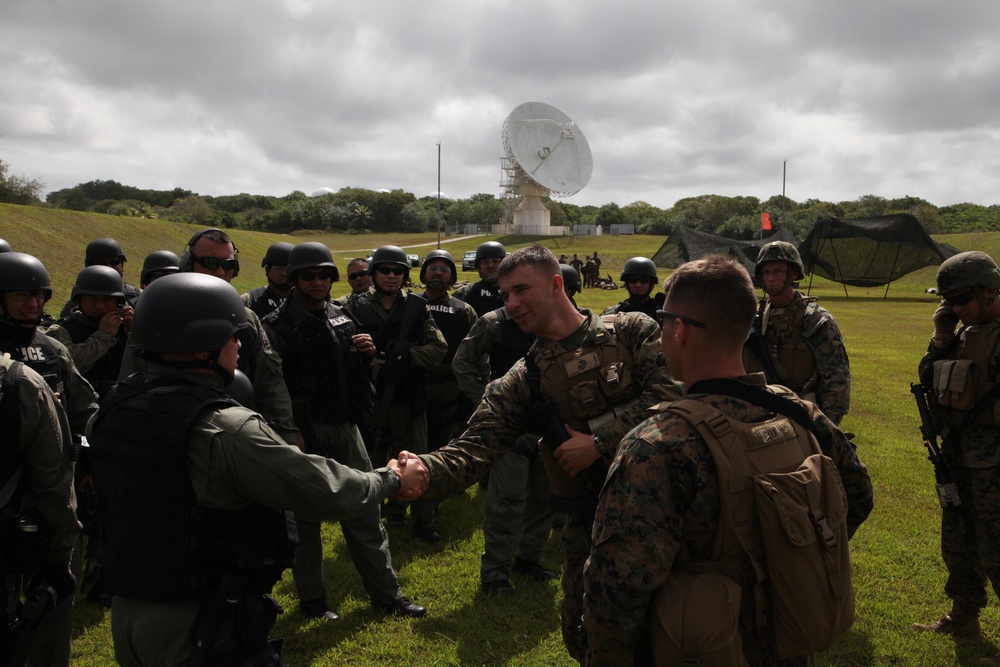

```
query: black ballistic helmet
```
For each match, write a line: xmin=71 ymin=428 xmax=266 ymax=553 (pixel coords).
xmin=85 ymin=238 xmax=127 ymax=266
xmin=0 ymin=239 xmax=12 ymax=253
xmin=140 ymin=250 xmax=181 ymax=284
xmin=370 ymin=245 xmax=410 ymax=274
xmin=0 ymin=252 xmax=53 ymax=301
xmin=72 ymin=265 xmax=125 ymax=302
xmin=560 ymin=264 xmax=582 ymax=293
xmin=420 ymin=249 xmax=457 ymax=285
xmin=620 ymin=257 xmax=658 ymax=282
xmin=474 ymin=241 xmax=507 ymax=268
xmin=130 ymin=273 xmax=247 ymax=354
xmin=261 ymin=242 xmax=295 ymax=268
xmin=285 ymin=242 xmax=339 ymax=282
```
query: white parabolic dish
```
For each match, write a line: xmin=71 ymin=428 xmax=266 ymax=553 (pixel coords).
xmin=503 ymin=102 xmax=593 ymax=197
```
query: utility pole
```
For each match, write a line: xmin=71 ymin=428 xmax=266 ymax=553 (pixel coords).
xmin=781 ymin=158 xmax=788 ymax=224
xmin=436 ymin=141 xmax=442 ymax=249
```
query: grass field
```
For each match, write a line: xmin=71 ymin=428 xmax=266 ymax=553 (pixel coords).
xmin=3 ymin=205 xmax=1000 ymax=665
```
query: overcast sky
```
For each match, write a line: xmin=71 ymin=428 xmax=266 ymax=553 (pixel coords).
xmin=2 ymin=1 xmax=999 ymax=210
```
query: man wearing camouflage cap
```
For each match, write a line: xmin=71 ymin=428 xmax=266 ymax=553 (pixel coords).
xmin=913 ymin=252 xmax=1000 ymax=652
xmin=742 ymin=241 xmax=851 ymax=425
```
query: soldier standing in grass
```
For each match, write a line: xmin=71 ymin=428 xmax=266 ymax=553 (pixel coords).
xmin=583 ymin=255 xmax=873 ymax=666
xmin=263 ymin=242 xmax=426 ymax=621
xmin=402 ymin=245 xmax=681 ymax=663
xmin=88 ymin=273 xmax=429 ymax=667
xmin=742 ymin=242 xmax=851 ymax=426
xmin=913 ymin=252 xmax=1000 ymax=654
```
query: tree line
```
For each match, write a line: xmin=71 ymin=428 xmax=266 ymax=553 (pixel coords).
xmin=3 ymin=158 xmax=998 ymax=237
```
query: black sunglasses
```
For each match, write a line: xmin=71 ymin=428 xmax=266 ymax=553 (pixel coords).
xmin=655 ymin=309 xmax=706 ymax=328
xmin=298 ymin=270 xmax=333 ymax=282
xmin=943 ymin=290 xmax=976 ymax=307
xmin=95 ymin=258 xmax=124 ymax=268
xmin=192 ymin=254 xmax=238 ymax=271
xmin=377 ymin=266 xmax=406 ymax=276
xmin=625 ymin=276 xmax=655 ymax=285
xmin=348 ymin=270 xmax=369 ymax=280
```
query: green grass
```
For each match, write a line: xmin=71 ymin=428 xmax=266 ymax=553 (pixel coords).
xmin=4 ymin=204 xmax=1000 ymax=665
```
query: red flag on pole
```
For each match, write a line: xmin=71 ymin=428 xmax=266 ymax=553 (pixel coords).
xmin=761 ymin=212 xmax=772 ymax=230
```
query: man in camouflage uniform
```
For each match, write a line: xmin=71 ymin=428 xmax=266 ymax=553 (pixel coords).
xmin=912 ymin=252 xmax=1000 ymax=653
xmin=602 ymin=257 xmax=665 ymax=319
xmin=57 ymin=238 xmax=141 ymax=319
xmin=403 ymin=245 xmax=681 ymax=662
xmin=583 ymin=255 xmax=874 ymax=666
xmin=1 ymin=358 xmax=81 ymax=667
xmin=242 ymin=241 xmax=294 ymax=319
xmin=742 ymin=241 xmax=851 ymax=425
xmin=88 ymin=273 xmax=429 ymax=667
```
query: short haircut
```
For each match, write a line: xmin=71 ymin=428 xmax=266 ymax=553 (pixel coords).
xmin=664 ymin=254 xmax=757 ymax=343
xmin=195 ymin=229 xmax=233 ymax=247
xmin=348 ymin=258 xmax=369 ymax=269
xmin=498 ymin=245 xmax=559 ymax=281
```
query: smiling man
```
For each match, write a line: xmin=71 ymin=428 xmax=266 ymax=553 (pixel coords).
xmin=403 ymin=244 xmax=680 ymax=663
xmin=742 ymin=241 xmax=851 ymax=426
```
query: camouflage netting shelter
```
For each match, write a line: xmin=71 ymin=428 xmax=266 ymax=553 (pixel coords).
xmin=799 ymin=213 xmax=959 ymax=291
xmin=651 ymin=225 xmax=800 ymax=275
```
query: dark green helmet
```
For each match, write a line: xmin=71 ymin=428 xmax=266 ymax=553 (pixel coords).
xmin=0 ymin=252 xmax=52 ymax=301
xmin=420 ymin=249 xmax=456 ymax=285
xmin=261 ymin=242 xmax=295 ymax=268
xmin=937 ymin=251 xmax=1000 ymax=293
xmin=140 ymin=250 xmax=181 ymax=284
xmin=286 ymin=242 xmax=339 ymax=281
xmin=755 ymin=241 xmax=804 ymax=281
xmin=130 ymin=273 xmax=247 ymax=353
xmin=560 ymin=264 xmax=581 ymax=293
xmin=72 ymin=265 xmax=125 ymax=302
xmin=620 ymin=257 xmax=658 ymax=282
xmin=370 ymin=245 xmax=410 ymax=274
xmin=474 ymin=241 xmax=507 ymax=268
xmin=85 ymin=238 xmax=126 ymax=266
xmin=0 ymin=239 xmax=11 ymax=253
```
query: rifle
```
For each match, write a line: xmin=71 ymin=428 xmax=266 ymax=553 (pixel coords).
xmin=372 ymin=293 xmax=428 ymax=467
xmin=910 ymin=383 xmax=961 ymax=509
xmin=746 ymin=299 xmax=785 ymax=385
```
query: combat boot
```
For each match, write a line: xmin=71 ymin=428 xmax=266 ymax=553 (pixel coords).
xmin=911 ymin=604 xmax=982 ymax=639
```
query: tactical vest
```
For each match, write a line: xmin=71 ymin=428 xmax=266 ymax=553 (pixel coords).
xmin=934 ymin=318 xmax=1000 ymax=428
xmin=426 ymin=297 xmax=471 ymax=366
xmin=349 ymin=293 xmax=428 ymax=407
xmin=0 ymin=357 xmax=23 ymax=507
xmin=245 ymin=286 xmax=286 ymax=319
xmin=463 ymin=280 xmax=504 ymax=317
xmin=56 ymin=314 xmax=127 ymax=398
xmin=0 ymin=326 xmax=67 ymax=397
xmin=489 ymin=309 xmax=535 ymax=380
xmin=264 ymin=301 xmax=367 ymax=425
xmin=533 ymin=315 xmax=637 ymax=432
xmin=89 ymin=376 xmax=293 ymax=601
xmin=743 ymin=298 xmax=818 ymax=393
xmin=614 ymin=293 xmax=664 ymax=319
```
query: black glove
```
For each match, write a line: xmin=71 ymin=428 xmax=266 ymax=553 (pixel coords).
xmin=35 ymin=560 xmax=77 ymax=605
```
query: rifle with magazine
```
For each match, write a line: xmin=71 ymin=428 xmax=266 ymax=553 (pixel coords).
xmin=910 ymin=383 xmax=961 ymax=509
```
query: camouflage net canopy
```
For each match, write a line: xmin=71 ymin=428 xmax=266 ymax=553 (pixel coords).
xmin=799 ymin=214 xmax=959 ymax=288
xmin=651 ymin=226 xmax=800 ymax=276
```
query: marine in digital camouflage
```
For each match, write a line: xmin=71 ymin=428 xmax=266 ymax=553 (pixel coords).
xmin=743 ymin=292 xmax=851 ymax=424
xmin=583 ymin=374 xmax=874 ymax=667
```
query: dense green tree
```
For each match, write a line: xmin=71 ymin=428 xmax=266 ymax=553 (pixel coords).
xmin=0 ymin=158 xmax=44 ymax=205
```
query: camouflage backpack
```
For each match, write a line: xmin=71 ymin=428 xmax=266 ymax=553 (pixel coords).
xmin=650 ymin=387 xmax=853 ymax=663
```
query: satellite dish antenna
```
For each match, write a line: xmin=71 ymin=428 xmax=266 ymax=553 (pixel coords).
xmin=500 ymin=102 xmax=593 ymax=234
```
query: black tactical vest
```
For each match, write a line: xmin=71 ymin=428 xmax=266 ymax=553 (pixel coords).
xmin=245 ymin=286 xmax=286 ymax=320
xmin=264 ymin=301 xmax=370 ymax=425
xmin=349 ymin=294 xmax=428 ymax=407
xmin=489 ymin=309 xmax=535 ymax=380
xmin=427 ymin=297 xmax=471 ymax=365
xmin=0 ymin=325 xmax=67 ymax=397
xmin=56 ymin=315 xmax=127 ymax=399
xmin=463 ymin=280 xmax=504 ymax=317
xmin=614 ymin=292 xmax=664 ymax=319
xmin=89 ymin=377 xmax=293 ymax=601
